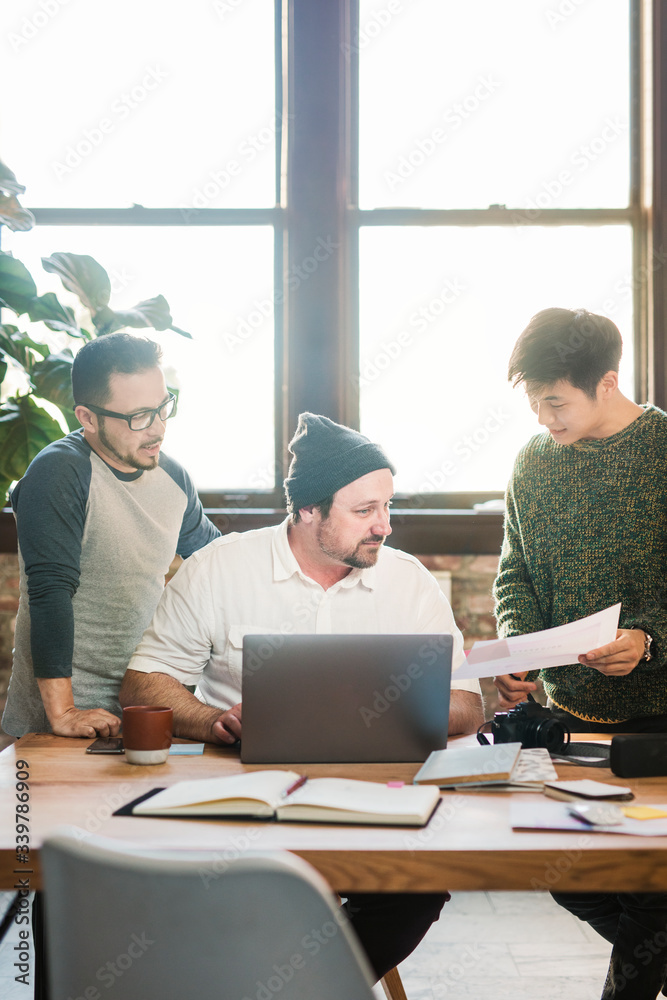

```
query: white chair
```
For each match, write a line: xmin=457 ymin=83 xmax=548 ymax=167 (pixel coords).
xmin=41 ymin=830 xmax=376 ymax=1000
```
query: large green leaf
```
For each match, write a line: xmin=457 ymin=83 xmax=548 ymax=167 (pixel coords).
xmin=42 ymin=252 xmax=111 ymax=312
xmin=0 ymin=395 xmax=64 ymax=490
xmin=0 ymin=194 xmax=35 ymax=232
xmin=90 ymin=305 xmax=124 ymax=336
xmin=0 ymin=161 xmax=33 ymax=230
xmin=94 ymin=295 xmax=192 ymax=338
xmin=0 ymin=324 xmax=49 ymax=373
xmin=30 ymin=352 xmax=78 ymax=430
xmin=0 ymin=159 xmax=25 ymax=197
xmin=0 ymin=253 xmax=38 ymax=316
xmin=28 ymin=293 xmax=83 ymax=338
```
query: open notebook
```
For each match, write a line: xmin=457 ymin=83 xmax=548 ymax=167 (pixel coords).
xmin=127 ymin=770 xmax=441 ymax=826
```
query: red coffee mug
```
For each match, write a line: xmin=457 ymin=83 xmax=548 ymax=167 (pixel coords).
xmin=122 ymin=706 xmax=173 ymax=765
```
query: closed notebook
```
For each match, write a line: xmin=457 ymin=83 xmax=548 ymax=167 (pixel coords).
xmin=131 ymin=770 xmax=441 ymax=826
xmin=413 ymin=742 xmax=556 ymax=789
xmin=543 ymin=779 xmax=634 ymax=802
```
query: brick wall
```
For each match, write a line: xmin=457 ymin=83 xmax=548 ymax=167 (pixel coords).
xmin=418 ymin=554 xmax=501 ymax=717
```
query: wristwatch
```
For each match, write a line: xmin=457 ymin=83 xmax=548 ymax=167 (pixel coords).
xmin=633 ymin=628 xmax=654 ymax=662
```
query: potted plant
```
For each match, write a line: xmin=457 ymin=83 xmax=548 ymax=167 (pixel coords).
xmin=0 ymin=159 xmax=190 ymax=500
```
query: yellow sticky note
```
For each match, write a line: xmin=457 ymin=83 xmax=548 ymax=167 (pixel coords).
xmin=622 ymin=806 xmax=667 ymax=820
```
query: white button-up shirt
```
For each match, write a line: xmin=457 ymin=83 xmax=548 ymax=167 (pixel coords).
xmin=129 ymin=518 xmax=480 ymax=710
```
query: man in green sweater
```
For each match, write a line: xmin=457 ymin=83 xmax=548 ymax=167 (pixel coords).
xmin=493 ymin=307 xmax=667 ymax=1000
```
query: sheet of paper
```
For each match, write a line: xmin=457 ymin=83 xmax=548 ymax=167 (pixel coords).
xmin=454 ymin=603 xmax=621 ymax=680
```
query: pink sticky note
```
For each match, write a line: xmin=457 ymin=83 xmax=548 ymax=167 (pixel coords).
xmin=386 ymin=781 xmax=404 ymax=788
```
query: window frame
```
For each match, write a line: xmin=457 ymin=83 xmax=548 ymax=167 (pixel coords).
xmin=1 ymin=0 xmax=663 ymax=557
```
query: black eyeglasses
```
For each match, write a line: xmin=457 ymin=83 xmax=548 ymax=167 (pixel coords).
xmin=78 ymin=393 xmax=177 ymax=431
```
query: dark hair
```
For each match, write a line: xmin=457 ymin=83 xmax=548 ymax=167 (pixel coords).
xmin=72 ymin=333 xmax=162 ymax=406
xmin=288 ymin=495 xmax=334 ymax=525
xmin=508 ymin=308 xmax=623 ymax=398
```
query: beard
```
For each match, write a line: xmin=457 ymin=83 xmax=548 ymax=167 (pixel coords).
xmin=98 ymin=420 xmax=161 ymax=471
xmin=316 ymin=522 xmax=385 ymax=569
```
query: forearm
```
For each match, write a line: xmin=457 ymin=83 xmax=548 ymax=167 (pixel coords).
xmin=448 ymin=690 xmax=484 ymax=736
xmin=120 ymin=669 xmax=226 ymax=743
xmin=37 ymin=677 xmax=120 ymax=737
xmin=37 ymin=677 xmax=76 ymax=722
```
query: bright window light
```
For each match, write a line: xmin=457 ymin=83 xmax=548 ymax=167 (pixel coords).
xmin=360 ymin=225 xmax=634 ymax=493
xmin=359 ymin=0 xmax=630 ymax=210
xmin=3 ymin=225 xmax=276 ymax=490
xmin=1 ymin=0 xmax=276 ymax=209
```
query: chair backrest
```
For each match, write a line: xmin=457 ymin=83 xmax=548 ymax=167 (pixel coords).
xmin=41 ymin=829 xmax=376 ymax=1000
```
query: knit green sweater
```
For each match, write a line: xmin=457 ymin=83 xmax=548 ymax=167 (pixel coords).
xmin=493 ymin=404 xmax=667 ymax=724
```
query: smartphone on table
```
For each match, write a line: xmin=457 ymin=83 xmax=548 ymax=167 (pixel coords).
xmin=86 ymin=737 xmax=124 ymax=754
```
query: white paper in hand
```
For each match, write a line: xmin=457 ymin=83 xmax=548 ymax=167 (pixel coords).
xmin=454 ymin=603 xmax=621 ymax=680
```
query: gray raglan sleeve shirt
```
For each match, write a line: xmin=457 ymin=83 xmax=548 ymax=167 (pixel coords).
xmin=11 ymin=432 xmax=219 ymax=680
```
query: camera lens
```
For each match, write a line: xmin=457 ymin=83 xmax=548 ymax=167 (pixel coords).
xmin=534 ymin=718 xmax=570 ymax=753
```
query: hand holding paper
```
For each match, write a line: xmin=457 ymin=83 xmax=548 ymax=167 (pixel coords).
xmin=578 ymin=626 xmax=648 ymax=677
xmin=454 ymin=604 xmax=622 ymax=681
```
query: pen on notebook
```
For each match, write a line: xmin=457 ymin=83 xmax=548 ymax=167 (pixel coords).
xmin=282 ymin=775 xmax=308 ymax=798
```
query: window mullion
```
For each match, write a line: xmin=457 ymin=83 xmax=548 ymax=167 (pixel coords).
xmin=284 ymin=0 xmax=351 ymax=435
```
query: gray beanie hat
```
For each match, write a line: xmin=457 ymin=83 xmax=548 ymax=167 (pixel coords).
xmin=283 ymin=413 xmax=396 ymax=511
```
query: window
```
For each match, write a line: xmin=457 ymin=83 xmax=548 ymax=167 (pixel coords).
xmin=357 ymin=0 xmax=637 ymax=496
xmin=1 ymin=0 xmax=661 ymax=529
xmin=2 ymin=0 xmax=279 ymax=492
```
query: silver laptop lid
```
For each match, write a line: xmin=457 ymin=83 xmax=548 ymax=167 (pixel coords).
xmin=241 ymin=633 xmax=452 ymax=764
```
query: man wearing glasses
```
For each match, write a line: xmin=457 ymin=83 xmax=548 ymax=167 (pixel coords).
xmin=2 ymin=331 xmax=219 ymax=740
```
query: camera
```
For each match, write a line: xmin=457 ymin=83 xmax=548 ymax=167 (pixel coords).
xmin=492 ymin=698 xmax=570 ymax=753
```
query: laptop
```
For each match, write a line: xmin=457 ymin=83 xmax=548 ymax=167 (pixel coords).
xmin=240 ymin=633 xmax=452 ymax=764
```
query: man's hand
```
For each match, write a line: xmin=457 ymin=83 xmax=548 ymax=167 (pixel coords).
xmin=493 ymin=672 xmax=538 ymax=710
xmin=211 ymin=703 xmax=242 ymax=745
xmin=51 ymin=706 xmax=121 ymax=738
xmin=37 ymin=676 xmax=120 ymax=738
xmin=578 ymin=628 xmax=646 ymax=676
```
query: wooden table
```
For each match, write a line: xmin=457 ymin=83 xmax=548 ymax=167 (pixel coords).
xmin=3 ymin=732 xmax=667 ymax=894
